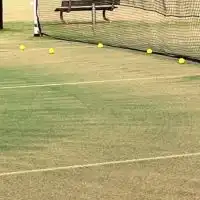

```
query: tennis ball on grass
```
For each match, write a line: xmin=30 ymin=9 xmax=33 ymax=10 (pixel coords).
xmin=178 ymin=58 xmax=185 ymax=64
xmin=19 ymin=44 xmax=26 ymax=51
xmin=49 ymin=48 xmax=55 ymax=54
xmin=97 ymin=43 xmax=103 ymax=48
xmin=147 ymin=48 xmax=153 ymax=54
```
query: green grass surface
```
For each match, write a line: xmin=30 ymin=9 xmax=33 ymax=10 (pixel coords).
xmin=1 ymin=3 xmax=200 ymax=199
xmin=183 ymin=75 xmax=200 ymax=81
xmin=1 ymin=57 xmax=200 ymax=199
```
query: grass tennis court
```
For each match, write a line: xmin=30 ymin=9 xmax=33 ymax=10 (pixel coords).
xmin=1 ymin=0 xmax=200 ymax=199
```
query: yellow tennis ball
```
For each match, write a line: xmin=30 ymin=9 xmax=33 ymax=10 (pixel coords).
xmin=49 ymin=48 xmax=55 ymax=54
xmin=97 ymin=43 xmax=103 ymax=48
xmin=147 ymin=48 xmax=152 ymax=54
xmin=19 ymin=45 xmax=25 ymax=51
xmin=178 ymin=58 xmax=185 ymax=64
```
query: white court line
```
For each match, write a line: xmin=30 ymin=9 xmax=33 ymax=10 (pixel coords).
xmin=0 ymin=74 xmax=196 ymax=90
xmin=27 ymin=45 xmax=95 ymax=51
xmin=0 ymin=152 xmax=200 ymax=177
xmin=1 ymin=45 xmax=95 ymax=52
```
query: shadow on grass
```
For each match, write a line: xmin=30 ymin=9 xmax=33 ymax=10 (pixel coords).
xmin=41 ymin=19 xmax=200 ymax=62
xmin=0 ymin=22 xmax=33 ymax=40
xmin=2 ymin=20 xmax=200 ymax=61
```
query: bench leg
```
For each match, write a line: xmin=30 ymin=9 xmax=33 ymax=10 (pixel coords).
xmin=103 ymin=10 xmax=110 ymax=22
xmin=60 ymin=11 xmax=67 ymax=24
xmin=60 ymin=11 xmax=63 ymax=21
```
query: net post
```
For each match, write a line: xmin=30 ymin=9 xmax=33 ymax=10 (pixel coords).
xmin=91 ymin=3 xmax=96 ymax=27
xmin=33 ymin=0 xmax=40 ymax=36
xmin=0 ymin=0 xmax=3 ymax=29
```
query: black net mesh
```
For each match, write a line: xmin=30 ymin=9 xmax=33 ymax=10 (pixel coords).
xmin=37 ymin=0 xmax=200 ymax=60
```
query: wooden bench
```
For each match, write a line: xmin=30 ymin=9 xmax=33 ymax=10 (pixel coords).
xmin=55 ymin=0 xmax=120 ymax=25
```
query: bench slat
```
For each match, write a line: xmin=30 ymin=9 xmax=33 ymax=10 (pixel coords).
xmin=55 ymin=5 xmax=117 ymax=12
xmin=61 ymin=0 xmax=120 ymax=7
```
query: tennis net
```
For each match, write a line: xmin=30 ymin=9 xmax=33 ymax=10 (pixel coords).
xmin=36 ymin=0 xmax=200 ymax=60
